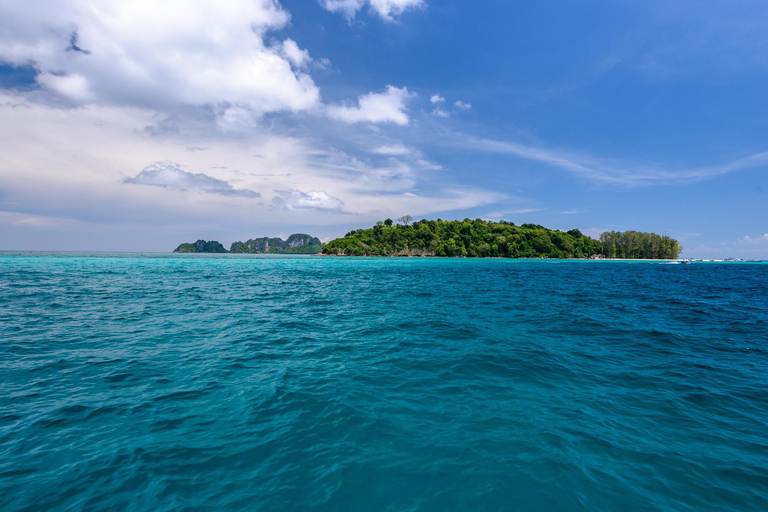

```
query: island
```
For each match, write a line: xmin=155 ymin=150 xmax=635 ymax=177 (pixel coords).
xmin=230 ymin=234 xmax=322 ymax=254
xmin=322 ymin=218 xmax=682 ymax=259
xmin=173 ymin=234 xmax=322 ymax=254
xmin=173 ymin=240 xmax=228 ymax=253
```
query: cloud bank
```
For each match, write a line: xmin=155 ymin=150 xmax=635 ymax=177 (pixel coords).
xmin=125 ymin=165 xmax=260 ymax=198
xmin=0 ymin=0 xmax=321 ymax=115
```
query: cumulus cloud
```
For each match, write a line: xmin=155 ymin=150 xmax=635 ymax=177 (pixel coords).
xmin=454 ymin=100 xmax=472 ymax=109
xmin=431 ymin=108 xmax=449 ymax=118
xmin=430 ymin=94 xmax=445 ymax=104
xmin=280 ymin=38 xmax=312 ymax=69
xmin=0 ymin=0 xmax=320 ymax=114
xmin=327 ymin=85 xmax=414 ymax=125
xmin=319 ymin=0 xmax=425 ymax=21
xmin=272 ymin=189 xmax=345 ymax=212
xmin=125 ymin=164 xmax=260 ymax=198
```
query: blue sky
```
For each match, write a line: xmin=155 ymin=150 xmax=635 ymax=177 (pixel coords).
xmin=0 ymin=0 xmax=766 ymax=257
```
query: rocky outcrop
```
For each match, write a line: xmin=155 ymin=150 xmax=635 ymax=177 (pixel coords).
xmin=174 ymin=240 xmax=228 ymax=253
xmin=229 ymin=234 xmax=322 ymax=254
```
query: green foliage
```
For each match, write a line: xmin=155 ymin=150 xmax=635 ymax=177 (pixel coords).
xmin=323 ymin=219 xmax=604 ymax=258
xmin=599 ymin=231 xmax=682 ymax=259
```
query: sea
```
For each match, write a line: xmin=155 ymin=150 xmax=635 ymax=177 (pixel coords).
xmin=1 ymin=253 xmax=767 ymax=511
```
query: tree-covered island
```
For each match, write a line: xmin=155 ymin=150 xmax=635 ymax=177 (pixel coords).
xmin=322 ymin=218 xmax=682 ymax=259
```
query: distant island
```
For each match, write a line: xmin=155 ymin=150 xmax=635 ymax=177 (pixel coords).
xmin=230 ymin=234 xmax=322 ymax=254
xmin=174 ymin=240 xmax=228 ymax=253
xmin=322 ymin=218 xmax=682 ymax=259
xmin=174 ymin=233 xmax=322 ymax=254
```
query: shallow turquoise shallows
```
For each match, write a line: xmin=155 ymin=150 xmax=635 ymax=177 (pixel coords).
xmin=1 ymin=254 xmax=767 ymax=511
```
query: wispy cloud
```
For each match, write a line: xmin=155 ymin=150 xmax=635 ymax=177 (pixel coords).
xmin=125 ymin=164 xmax=260 ymax=198
xmin=483 ymin=208 xmax=542 ymax=220
xmin=738 ymin=234 xmax=768 ymax=244
xmin=0 ymin=211 xmax=81 ymax=228
xmin=463 ymin=136 xmax=768 ymax=186
xmin=454 ymin=100 xmax=472 ymax=110
xmin=371 ymin=144 xmax=411 ymax=156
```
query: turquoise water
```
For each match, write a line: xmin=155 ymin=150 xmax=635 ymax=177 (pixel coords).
xmin=1 ymin=254 xmax=767 ymax=511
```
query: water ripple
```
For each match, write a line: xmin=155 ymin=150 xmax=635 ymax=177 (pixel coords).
xmin=1 ymin=255 xmax=767 ymax=511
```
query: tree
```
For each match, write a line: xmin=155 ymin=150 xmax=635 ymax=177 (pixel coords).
xmin=398 ymin=215 xmax=413 ymax=225
xmin=384 ymin=218 xmax=393 ymax=227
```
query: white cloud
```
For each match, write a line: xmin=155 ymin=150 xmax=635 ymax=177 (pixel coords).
xmin=431 ymin=108 xmax=449 ymax=118
xmin=0 ymin=0 xmax=320 ymax=115
xmin=430 ymin=94 xmax=445 ymax=104
xmin=738 ymin=234 xmax=768 ymax=244
xmin=454 ymin=100 xmax=472 ymax=109
xmin=327 ymin=85 xmax=414 ymax=125
xmin=125 ymin=164 xmax=260 ymax=198
xmin=372 ymin=144 xmax=411 ymax=155
xmin=318 ymin=0 xmax=364 ymax=19
xmin=272 ymin=189 xmax=345 ymax=212
xmin=280 ymin=38 xmax=312 ymax=69
xmin=319 ymin=0 xmax=424 ymax=21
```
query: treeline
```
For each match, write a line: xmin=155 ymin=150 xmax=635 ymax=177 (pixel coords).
xmin=599 ymin=231 xmax=682 ymax=259
xmin=323 ymin=219 xmax=603 ymax=258
xmin=323 ymin=219 xmax=682 ymax=259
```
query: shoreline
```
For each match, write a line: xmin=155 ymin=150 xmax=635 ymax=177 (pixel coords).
xmin=0 ymin=251 xmax=759 ymax=262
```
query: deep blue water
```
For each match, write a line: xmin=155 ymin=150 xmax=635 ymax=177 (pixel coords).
xmin=1 ymin=254 xmax=767 ymax=511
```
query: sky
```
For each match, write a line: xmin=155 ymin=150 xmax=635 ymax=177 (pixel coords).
xmin=0 ymin=0 xmax=766 ymax=257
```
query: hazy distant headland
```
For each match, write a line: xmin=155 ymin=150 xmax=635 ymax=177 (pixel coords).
xmin=174 ymin=234 xmax=322 ymax=254
xmin=322 ymin=218 xmax=682 ymax=259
